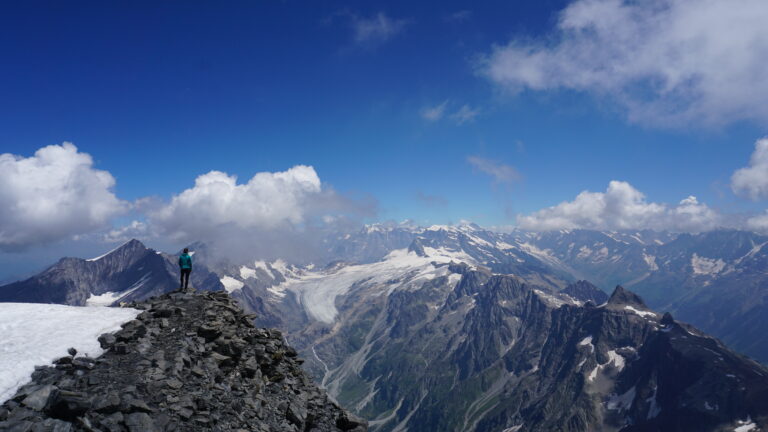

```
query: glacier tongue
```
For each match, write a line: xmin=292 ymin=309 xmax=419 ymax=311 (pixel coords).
xmin=0 ymin=303 xmax=140 ymax=403
xmin=285 ymin=247 xmax=475 ymax=323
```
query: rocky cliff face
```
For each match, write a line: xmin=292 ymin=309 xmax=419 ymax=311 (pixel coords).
xmin=0 ymin=289 xmax=366 ymax=432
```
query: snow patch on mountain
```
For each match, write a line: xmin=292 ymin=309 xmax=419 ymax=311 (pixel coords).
xmin=0 ymin=303 xmax=140 ymax=403
xmin=606 ymin=350 xmax=626 ymax=371
xmin=691 ymin=253 xmax=726 ymax=275
xmin=85 ymin=273 xmax=151 ymax=306
xmin=516 ymin=242 xmax=559 ymax=266
xmin=220 ymin=276 xmax=244 ymax=293
xmin=735 ymin=241 xmax=768 ymax=265
xmin=625 ymin=306 xmax=657 ymax=318
xmin=86 ymin=240 xmax=132 ymax=262
xmin=734 ymin=417 xmax=757 ymax=432
xmin=239 ymin=266 xmax=256 ymax=279
xmin=579 ymin=336 xmax=595 ymax=352
xmin=577 ymin=246 xmax=593 ymax=259
xmin=606 ymin=386 xmax=636 ymax=411
xmin=642 ymin=252 xmax=658 ymax=271
xmin=86 ymin=291 xmax=129 ymax=307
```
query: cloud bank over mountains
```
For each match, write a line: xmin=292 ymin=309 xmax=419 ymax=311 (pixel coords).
xmin=146 ymin=165 xmax=373 ymax=260
xmin=517 ymin=181 xmax=723 ymax=232
xmin=479 ymin=0 xmax=768 ymax=128
xmin=1 ymin=138 xmax=767 ymax=254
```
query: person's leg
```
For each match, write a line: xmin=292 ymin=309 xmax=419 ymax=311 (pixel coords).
xmin=179 ymin=270 xmax=184 ymax=289
xmin=184 ymin=269 xmax=191 ymax=290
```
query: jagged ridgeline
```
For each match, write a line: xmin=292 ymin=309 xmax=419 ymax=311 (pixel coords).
xmin=302 ymin=268 xmax=768 ymax=431
xmin=0 ymin=290 xmax=367 ymax=432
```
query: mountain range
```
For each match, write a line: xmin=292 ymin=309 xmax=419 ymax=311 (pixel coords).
xmin=2 ymin=224 xmax=768 ymax=430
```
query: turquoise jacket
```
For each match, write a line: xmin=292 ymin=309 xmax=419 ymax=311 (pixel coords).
xmin=178 ymin=253 xmax=193 ymax=270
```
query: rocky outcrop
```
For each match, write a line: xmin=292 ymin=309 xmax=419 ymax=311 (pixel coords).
xmin=0 ymin=289 xmax=366 ymax=432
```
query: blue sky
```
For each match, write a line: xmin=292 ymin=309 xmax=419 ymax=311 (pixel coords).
xmin=2 ymin=0 xmax=768 ymax=280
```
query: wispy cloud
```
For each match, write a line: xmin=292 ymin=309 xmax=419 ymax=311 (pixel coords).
xmin=421 ymin=101 xmax=480 ymax=125
xmin=467 ymin=156 xmax=520 ymax=184
xmin=444 ymin=10 xmax=472 ymax=23
xmin=451 ymin=105 xmax=479 ymax=125
xmin=420 ymin=100 xmax=449 ymax=121
xmin=478 ymin=0 xmax=768 ymax=128
xmin=351 ymin=12 xmax=409 ymax=46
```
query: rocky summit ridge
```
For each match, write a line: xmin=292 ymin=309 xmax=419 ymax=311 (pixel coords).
xmin=0 ymin=289 xmax=367 ymax=432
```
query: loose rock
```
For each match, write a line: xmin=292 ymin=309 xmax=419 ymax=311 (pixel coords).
xmin=0 ymin=289 xmax=366 ymax=431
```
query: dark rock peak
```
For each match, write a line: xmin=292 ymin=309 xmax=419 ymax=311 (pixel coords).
xmin=101 ymin=239 xmax=148 ymax=256
xmin=562 ymin=280 xmax=609 ymax=304
xmin=661 ymin=311 xmax=675 ymax=325
xmin=0 ymin=289 xmax=366 ymax=432
xmin=88 ymin=239 xmax=150 ymax=263
xmin=407 ymin=238 xmax=427 ymax=257
xmin=120 ymin=238 xmax=146 ymax=251
xmin=607 ymin=285 xmax=648 ymax=308
xmin=447 ymin=261 xmax=471 ymax=275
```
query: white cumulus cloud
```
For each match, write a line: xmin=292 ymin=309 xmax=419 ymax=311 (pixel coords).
xmin=152 ymin=166 xmax=322 ymax=233
xmin=479 ymin=0 xmax=768 ymax=128
xmin=0 ymin=143 xmax=128 ymax=251
xmin=517 ymin=181 xmax=722 ymax=232
xmin=731 ymin=137 xmax=768 ymax=200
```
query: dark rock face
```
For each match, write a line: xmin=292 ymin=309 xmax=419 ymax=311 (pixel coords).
xmin=606 ymin=285 xmax=647 ymax=308
xmin=0 ymin=290 xmax=366 ymax=432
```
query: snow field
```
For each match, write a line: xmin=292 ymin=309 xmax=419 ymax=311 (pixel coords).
xmin=0 ymin=303 xmax=140 ymax=403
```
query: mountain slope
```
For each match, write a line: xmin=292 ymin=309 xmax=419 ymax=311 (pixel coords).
xmin=299 ymin=267 xmax=768 ymax=431
xmin=0 ymin=290 xmax=367 ymax=431
xmin=0 ymin=240 xmax=224 ymax=306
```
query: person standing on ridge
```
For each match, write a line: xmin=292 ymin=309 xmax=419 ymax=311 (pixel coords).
xmin=178 ymin=248 xmax=192 ymax=291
